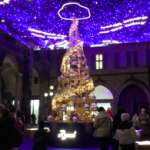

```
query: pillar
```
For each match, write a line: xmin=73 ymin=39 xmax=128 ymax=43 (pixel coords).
xmin=15 ymin=72 xmax=22 ymax=107
xmin=22 ymin=49 xmax=33 ymax=124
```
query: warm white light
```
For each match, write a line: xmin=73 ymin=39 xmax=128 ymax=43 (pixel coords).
xmin=136 ymin=141 xmax=150 ymax=145
xmin=49 ymin=44 xmax=54 ymax=50
xmin=123 ymin=16 xmax=148 ymax=23
xmin=110 ymin=26 xmax=123 ymax=32
xmin=44 ymin=93 xmax=48 ymax=97
xmin=58 ymin=2 xmax=91 ymax=20
xmin=57 ymin=130 xmax=77 ymax=140
xmin=31 ymin=33 xmax=45 ymax=38
xmin=90 ymin=44 xmax=107 ymax=47
xmin=1 ymin=20 xmax=5 ymax=22
xmin=49 ymin=92 xmax=53 ymax=96
xmin=99 ymin=30 xmax=110 ymax=34
xmin=50 ymin=86 xmax=54 ymax=90
xmin=0 ymin=0 xmax=10 ymax=5
xmin=125 ymin=21 xmax=146 ymax=27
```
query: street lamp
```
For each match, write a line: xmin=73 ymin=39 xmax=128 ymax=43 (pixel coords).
xmin=44 ymin=93 xmax=48 ymax=97
xmin=50 ymin=85 xmax=54 ymax=90
xmin=49 ymin=92 xmax=53 ymax=96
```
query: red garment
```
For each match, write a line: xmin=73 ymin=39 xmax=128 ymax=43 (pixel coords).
xmin=107 ymin=110 xmax=114 ymax=119
xmin=15 ymin=119 xmax=24 ymax=129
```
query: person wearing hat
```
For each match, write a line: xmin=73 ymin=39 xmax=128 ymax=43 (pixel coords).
xmin=115 ymin=113 xmax=138 ymax=150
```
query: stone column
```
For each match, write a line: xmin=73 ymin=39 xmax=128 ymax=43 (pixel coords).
xmin=14 ymin=72 xmax=22 ymax=107
xmin=22 ymin=49 xmax=33 ymax=124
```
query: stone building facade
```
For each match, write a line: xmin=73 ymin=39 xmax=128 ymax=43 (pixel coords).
xmin=0 ymin=29 xmax=150 ymax=123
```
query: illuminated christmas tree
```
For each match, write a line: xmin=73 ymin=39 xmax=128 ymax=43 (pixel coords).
xmin=51 ymin=17 xmax=97 ymax=122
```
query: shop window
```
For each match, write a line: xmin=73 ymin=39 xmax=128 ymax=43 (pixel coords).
xmin=95 ymin=54 xmax=103 ymax=70
xmin=34 ymin=77 xmax=39 ymax=84
xmin=93 ymin=85 xmax=114 ymax=99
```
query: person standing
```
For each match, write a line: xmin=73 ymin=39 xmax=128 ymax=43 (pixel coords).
xmin=10 ymin=107 xmax=24 ymax=130
xmin=32 ymin=121 xmax=51 ymax=150
xmin=132 ymin=113 xmax=139 ymax=130
xmin=138 ymin=108 xmax=149 ymax=140
xmin=0 ymin=108 xmax=23 ymax=150
xmin=31 ymin=113 xmax=36 ymax=126
xmin=112 ymin=107 xmax=125 ymax=150
xmin=93 ymin=107 xmax=112 ymax=150
xmin=116 ymin=113 xmax=138 ymax=150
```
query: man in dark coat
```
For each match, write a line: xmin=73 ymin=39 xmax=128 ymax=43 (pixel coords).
xmin=0 ymin=109 xmax=23 ymax=150
xmin=32 ymin=121 xmax=51 ymax=150
xmin=138 ymin=108 xmax=149 ymax=140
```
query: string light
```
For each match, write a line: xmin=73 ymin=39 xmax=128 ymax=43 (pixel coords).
xmin=58 ymin=2 xmax=91 ymax=20
xmin=0 ymin=1 xmax=149 ymax=48
xmin=0 ymin=0 xmax=10 ymax=5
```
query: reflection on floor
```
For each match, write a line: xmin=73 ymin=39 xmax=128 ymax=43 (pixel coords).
xmin=19 ymin=137 xmax=112 ymax=150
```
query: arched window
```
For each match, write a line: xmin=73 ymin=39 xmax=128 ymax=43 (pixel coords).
xmin=93 ymin=85 xmax=114 ymax=100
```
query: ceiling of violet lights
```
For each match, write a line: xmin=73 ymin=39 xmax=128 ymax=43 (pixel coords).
xmin=0 ymin=0 xmax=150 ymax=49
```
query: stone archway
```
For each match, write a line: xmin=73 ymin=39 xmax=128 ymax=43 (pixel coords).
xmin=93 ymin=81 xmax=116 ymax=114
xmin=1 ymin=55 xmax=19 ymax=106
xmin=119 ymin=84 xmax=149 ymax=115
xmin=116 ymin=79 xmax=150 ymax=115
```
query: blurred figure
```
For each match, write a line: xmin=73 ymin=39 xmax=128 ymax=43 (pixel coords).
xmin=132 ymin=113 xmax=139 ymax=130
xmin=138 ymin=108 xmax=149 ymax=140
xmin=116 ymin=113 xmax=137 ymax=150
xmin=0 ymin=104 xmax=5 ymax=123
xmin=112 ymin=107 xmax=125 ymax=150
xmin=31 ymin=113 xmax=36 ymax=126
xmin=93 ymin=107 xmax=112 ymax=150
xmin=0 ymin=108 xmax=23 ymax=150
xmin=10 ymin=107 xmax=24 ymax=130
xmin=32 ymin=121 xmax=51 ymax=150
xmin=107 ymin=107 xmax=113 ymax=121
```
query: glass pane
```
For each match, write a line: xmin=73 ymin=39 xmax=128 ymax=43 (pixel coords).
xmin=33 ymin=100 xmax=39 ymax=124
xmin=99 ymin=54 xmax=103 ymax=60
xmin=92 ymin=85 xmax=114 ymax=99
xmin=96 ymin=62 xmax=99 ymax=70
xmin=97 ymin=103 xmax=111 ymax=110
xmin=96 ymin=55 xmax=99 ymax=61
xmin=99 ymin=61 xmax=103 ymax=69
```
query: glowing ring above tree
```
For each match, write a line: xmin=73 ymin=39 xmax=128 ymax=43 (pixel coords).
xmin=58 ymin=2 xmax=91 ymax=20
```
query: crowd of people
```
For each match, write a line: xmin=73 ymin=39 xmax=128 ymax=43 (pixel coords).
xmin=0 ymin=103 xmax=150 ymax=150
xmin=94 ymin=107 xmax=150 ymax=150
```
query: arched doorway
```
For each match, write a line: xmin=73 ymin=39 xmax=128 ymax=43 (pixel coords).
xmin=119 ymin=84 xmax=149 ymax=116
xmin=92 ymin=85 xmax=114 ymax=113
xmin=1 ymin=56 xmax=18 ymax=106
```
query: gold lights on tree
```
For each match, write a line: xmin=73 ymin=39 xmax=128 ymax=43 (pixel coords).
xmin=51 ymin=16 xmax=97 ymax=122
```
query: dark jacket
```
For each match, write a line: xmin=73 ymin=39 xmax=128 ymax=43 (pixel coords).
xmin=0 ymin=117 xmax=23 ymax=150
xmin=33 ymin=129 xmax=51 ymax=150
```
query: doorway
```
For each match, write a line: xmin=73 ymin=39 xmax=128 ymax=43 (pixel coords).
xmin=31 ymin=100 xmax=39 ymax=124
xmin=119 ymin=84 xmax=149 ymax=116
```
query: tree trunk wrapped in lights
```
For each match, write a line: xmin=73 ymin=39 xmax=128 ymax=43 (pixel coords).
xmin=51 ymin=17 xmax=97 ymax=122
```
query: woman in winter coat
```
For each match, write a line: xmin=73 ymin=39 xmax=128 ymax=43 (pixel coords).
xmin=93 ymin=107 xmax=112 ymax=150
xmin=116 ymin=113 xmax=138 ymax=150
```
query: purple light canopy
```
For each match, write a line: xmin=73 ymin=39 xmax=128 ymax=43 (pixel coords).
xmin=0 ymin=0 xmax=150 ymax=49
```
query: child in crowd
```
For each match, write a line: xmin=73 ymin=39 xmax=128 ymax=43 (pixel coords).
xmin=32 ymin=121 xmax=51 ymax=150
